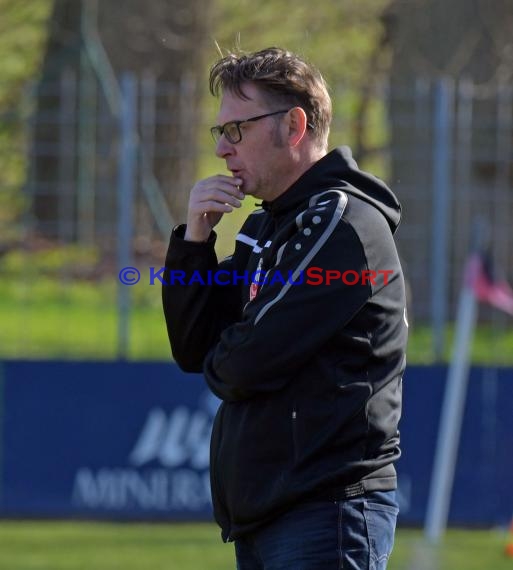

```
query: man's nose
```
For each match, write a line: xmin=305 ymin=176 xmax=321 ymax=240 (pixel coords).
xmin=215 ymin=135 xmax=235 ymax=159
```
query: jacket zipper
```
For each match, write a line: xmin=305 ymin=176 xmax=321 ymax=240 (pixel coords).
xmin=292 ymin=404 xmax=299 ymax=462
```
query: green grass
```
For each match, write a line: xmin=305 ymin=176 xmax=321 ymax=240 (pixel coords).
xmin=389 ymin=528 xmax=513 ymax=570
xmin=0 ymin=276 xmax=171 ymax=361
xmin=405 ymin=323 xmax=513 ymax=366
xmin=0 ymin=521 xmax=232 ymax=570
xmin=0 ymin=522 xmax=510 ymax=570
xmin=1 ymin=272 xmax=513 ymax=363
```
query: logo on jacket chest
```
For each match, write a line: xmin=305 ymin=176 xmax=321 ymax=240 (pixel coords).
xmin=249 ymin=257 xmax=267 ymax=302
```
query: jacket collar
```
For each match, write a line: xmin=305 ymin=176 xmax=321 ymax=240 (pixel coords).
xmin=259 ymin=146 xmax=402 ymax=234
xmin=260 ymin=148 xmax=343 ymax=218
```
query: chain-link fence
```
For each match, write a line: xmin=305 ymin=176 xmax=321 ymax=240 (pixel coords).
xmin=1 ymin=71 xmax=512 ymax=360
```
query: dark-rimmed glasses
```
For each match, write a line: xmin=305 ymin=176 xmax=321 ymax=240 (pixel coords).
xmin=210 ymin=110 xmax=291 ymax=144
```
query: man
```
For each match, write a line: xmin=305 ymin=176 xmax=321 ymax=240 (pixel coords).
xmin=163 ymin=47 xmax=408 ymax=569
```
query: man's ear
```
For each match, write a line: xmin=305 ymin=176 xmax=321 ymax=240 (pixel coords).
xmin=286 ymin=107 xmax=308 ymax=147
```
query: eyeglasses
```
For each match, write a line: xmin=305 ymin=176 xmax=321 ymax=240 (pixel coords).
xmin=210 ymin=110 xmax=291 ymax=144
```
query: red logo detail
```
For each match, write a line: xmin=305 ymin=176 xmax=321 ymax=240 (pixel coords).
xmin=249 ymin=280 xmax=259 ymax=301
xmin=250 ymin=257 xmax=264 ymax=301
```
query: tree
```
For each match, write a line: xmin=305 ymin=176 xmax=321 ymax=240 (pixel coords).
xmin=0 ymin=0 xmax=53 ymax=240
xmin=30 ymin=0 xmax=212 ymax=242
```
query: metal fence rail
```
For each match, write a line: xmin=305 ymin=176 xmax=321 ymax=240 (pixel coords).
xmin=388 ymin=77 xmax=513 ymax=357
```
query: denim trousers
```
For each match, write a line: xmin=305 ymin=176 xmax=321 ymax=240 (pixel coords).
xmin=234 ymin=490 xmax=399 ymax=570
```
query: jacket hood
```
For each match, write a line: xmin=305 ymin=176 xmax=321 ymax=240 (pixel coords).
xmin=262 ymin=146 xmax=402 ymax=234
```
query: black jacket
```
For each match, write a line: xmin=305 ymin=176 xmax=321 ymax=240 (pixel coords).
xmin=162 ymin=146 xmax=408 ymax=541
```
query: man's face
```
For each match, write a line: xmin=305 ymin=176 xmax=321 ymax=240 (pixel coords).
xmin=214 ymin=83 xmax=291 ymax=201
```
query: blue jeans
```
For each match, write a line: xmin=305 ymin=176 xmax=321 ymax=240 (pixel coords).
xmin=235 ymin=491 xmax=399 ymax=570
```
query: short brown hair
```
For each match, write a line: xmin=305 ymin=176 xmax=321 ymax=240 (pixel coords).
xmin=209 ymin=47 xmax=332 ymax=150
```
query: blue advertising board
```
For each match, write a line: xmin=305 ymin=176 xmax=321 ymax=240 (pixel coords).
xmin=0 ymin=361 xmax=512 ymax=526
xmin=397 ymin=365 xmax=513 ymax=526
xmin=0 ymin=361 xmax=219 ymax=520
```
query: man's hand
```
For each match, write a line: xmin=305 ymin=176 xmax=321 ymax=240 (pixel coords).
xmin=184 ymin=175 xmax=244 ymax=242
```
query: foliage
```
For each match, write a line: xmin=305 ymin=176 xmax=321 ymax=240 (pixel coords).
xmin=0 ymin=0 xmax=53 ymax=227
xmin=0 ymin=0 xmax=392 ymax=232
xmin=211 ymin=0 xmax=391 ymax=86
xmin=1 ymin=245 xmax=99 ymax=277
xmin=0 ymin=0 xmax=53 ymax=105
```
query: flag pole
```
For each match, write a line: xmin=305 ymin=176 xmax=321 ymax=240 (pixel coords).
xmin=424 ymin=276 xmax=478 ymax=542
xmin=424 ymin=221 xmax=486 ymax=542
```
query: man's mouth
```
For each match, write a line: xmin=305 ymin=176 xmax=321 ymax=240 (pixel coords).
xmin=230 ymin=169 xmax=245 ymax=188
